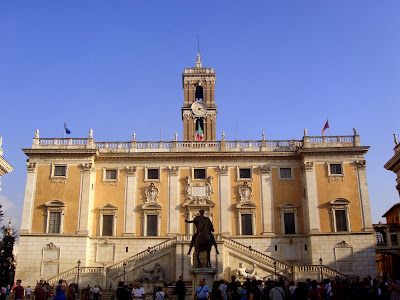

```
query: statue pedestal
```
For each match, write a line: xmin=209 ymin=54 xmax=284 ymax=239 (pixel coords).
xmin=190 ymin=268 xmax=217 ymax=297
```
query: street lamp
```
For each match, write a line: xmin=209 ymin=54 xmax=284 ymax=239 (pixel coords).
xmin=77 ymin=260 xmax=81 ymax=299
xmin=123 ymin=262 xmax=127 ymax=282
xmin=274 ymin=261 xmax=277 ymax=280
xmin=319 ymin=258 xmax=323 ymax=283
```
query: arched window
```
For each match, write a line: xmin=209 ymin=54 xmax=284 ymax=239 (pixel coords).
xmin=195 ymin=86 xmax=203 ymax=101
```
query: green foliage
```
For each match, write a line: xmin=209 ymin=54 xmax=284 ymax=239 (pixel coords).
xmin=0 ymin=220 xmax=16 ymax=286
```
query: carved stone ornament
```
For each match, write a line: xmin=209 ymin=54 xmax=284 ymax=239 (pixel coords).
xmin=218 ymin=166 xmax=229 ymax=175
xmin=136 ymin=262 xmax=164 ymax=282
xmin=45 ymin=242 xmax=59 ymax=249
xmin=80 ymin=163 xmax=94 ymax=171
xmin=168 ymin=166 xmax=179 ymax=176
xmin=355 ymin=160 xmax=366 ymax=169
xmin=336 ymin=240 xmax=350 ymax=248
xmin=183 ymin=175 xmax=215 ymax=208
xmin=304 ymin=161 xmax=314 ymax=171
xmin=145 ymin=183 xmax=159 ymax=204
xmin=125 ymin=166 xmax=137 ymax=176
xmin=239 ymin=182 xmax=253 ymax=203
xmin=27 ymin=162 xmax=37 ymax=172
xmin=260 ymin=165 xmax=270 ymax=174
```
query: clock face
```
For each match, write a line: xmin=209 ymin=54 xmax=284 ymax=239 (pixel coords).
xmin=191 ymin=102 xmax=207 ymax=116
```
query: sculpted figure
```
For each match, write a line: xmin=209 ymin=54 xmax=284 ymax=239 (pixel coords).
xmin=185 ymin=209 xmax=219 ymax=267
xmin=137 ymin=263 xmax=164 ymax=282
xmin=262 ymin=132 xmax=265 ymax=141
xmin=35 ymin=129 xmax=39 ymax=138
xmin=145 ymin=183 xmax=159 ymax=203
xmin=239 ymin=182 xmax=252 ymax=203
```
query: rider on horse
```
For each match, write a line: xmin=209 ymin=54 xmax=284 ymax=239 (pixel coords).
xmin=185 ymin=209 xmax=219 ymax=255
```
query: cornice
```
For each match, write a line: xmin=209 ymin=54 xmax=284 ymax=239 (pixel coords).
xmin=384 ymin=151 xmax=400 ymax=172
xmin=297 ymin=146 xmax=369 ymax=157
xmin=22 ymin=149 xmax=98 ymax=156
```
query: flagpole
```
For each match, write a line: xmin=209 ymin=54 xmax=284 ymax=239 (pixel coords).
xmin=63 ymin=120 xmax=65 ymax=138
xmin=236 ymin=121 xmax=238 ymax=141
xmin=328 ymin=116 xmax=331 ymax=136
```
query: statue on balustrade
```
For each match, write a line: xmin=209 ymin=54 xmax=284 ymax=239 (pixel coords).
xmin=185 ymin=209 xmax=219 ymax=268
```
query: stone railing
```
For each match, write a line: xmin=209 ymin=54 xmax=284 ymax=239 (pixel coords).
xmin=47 ymin=266 xmax=104 ymax=285
xmin=106 ymin=238 xmax=177 ymax=277
xmin=31 ymin=134 xmax=361 ymax=153
xmin=295 ymin=265 xmax=351 ymax=279
xmin=222 ymin=237 xmax=293 ymax=274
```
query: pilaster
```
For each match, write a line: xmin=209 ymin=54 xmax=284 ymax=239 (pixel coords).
xmin=303 ymin=162 xmax=321 ymax=233
xmin=167 ymin=166 xmax=180 ymax=236
xmin=260 ymin=165 xmax=274 ymax=235
xmin=356 ymin=160 xmax=373 ymax=231
xmin=124 ymin=166 xmax=137 ymax=236
xmin=20 ymin=162 xmax=38 ymax=234
xmin=218 ymin=166 xmax=231 ymax=235
xmin=77 ymin=163 xmax=94 ymax=235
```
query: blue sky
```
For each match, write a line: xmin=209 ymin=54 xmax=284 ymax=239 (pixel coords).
xmin=0 ymin=1 xmax=399 ymax=228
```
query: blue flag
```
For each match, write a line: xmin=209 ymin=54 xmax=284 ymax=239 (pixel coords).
xmin=64 ymin=121 xmax=71 ymax=134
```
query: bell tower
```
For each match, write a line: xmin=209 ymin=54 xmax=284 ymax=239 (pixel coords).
xmin=182 ymin=53 xmax=217 ymax=141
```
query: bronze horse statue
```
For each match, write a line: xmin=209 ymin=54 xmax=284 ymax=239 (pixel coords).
xmin=185 ymin=209 xmax=219 ymax=268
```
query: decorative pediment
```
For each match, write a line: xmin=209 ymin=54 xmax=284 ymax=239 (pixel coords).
xmin=279 ymin=203 xmax=299 ymax=212
xmin=45 ymin=200 xmax=66 ymax=207
xmin=142 ymin=201 xmax=163 ymax=210
xmin=98 ymin=204 xmax=118 ymax=211
xmin=330 ymin=198 xmax=350 ymax=206
xmin=44 ymin=242 xmax=59 ymax=249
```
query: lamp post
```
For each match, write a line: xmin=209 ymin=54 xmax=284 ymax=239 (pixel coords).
xmin=319 ymin=258 xmax=323 ymax=283
xmin=274 ymin=261 xmax=277 ymax=280
xmin=77 ymin=260 xmax=81 ymax=299
xmin=123 ymin=262 xmax=127 ymax=282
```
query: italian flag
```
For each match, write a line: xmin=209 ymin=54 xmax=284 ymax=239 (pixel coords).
xmin=196 ymin=123 xmax=204 ymax=141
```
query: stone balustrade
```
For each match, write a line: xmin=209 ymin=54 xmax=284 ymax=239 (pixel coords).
xmin=31 ymin=135 xmax=360 ymax=153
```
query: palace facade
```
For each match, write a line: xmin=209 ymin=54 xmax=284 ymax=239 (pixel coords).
xmin=16 ymin=54 xmax=377 ymax=287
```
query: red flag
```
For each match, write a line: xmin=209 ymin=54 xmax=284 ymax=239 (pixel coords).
xmin=322 ymin=120 xmax=329 ymax=135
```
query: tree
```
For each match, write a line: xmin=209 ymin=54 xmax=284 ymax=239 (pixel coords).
xmin=0 ymin=219 xmax=16 ymax=286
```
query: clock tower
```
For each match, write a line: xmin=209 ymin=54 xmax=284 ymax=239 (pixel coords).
xmin=182 ymin=53 xmax=217 ymax=141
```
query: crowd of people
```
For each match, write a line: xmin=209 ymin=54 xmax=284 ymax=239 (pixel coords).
xmin=2 ymin=279 xmax=103 ymax=300
xmin=197 ymin=275 xmax=400 ymax=300
xmin=4 ymin=273 xmax=400 ymax=300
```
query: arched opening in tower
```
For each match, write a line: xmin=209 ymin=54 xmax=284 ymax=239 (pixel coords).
xmin=195 ymin=86 xmax=203 ymax=101
xmin=195 ymin=119 xmax=204 ymax=141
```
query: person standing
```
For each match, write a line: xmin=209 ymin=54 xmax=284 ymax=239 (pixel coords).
xmin=194 ymin=279 xmax=211 ymax=300
xmin=33 ymin=283 xmax=46 ymax=300
xmin=227 ymin=276 xmax=239 ymax=300
xmin=12 ymin=280 xmax=25 ymax=300
xmin=1 ymin=285 xmax=7 ymax=300
xmin=54 ymin=280 xmax=68 ymax=300
xmin=131 ymin=282 xmax=145 ymax=299
xmin=175 ymin=276 xmax=186 ymax=300
xmin=92 ymin=286 xmax=100 ymax=300
xmin=25 ymin=286 xmax=32 ymax=300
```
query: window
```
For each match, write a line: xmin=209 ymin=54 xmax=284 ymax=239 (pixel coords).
xmin=391 ymin=234 xmax=398 ymax=246
xmin=103 ymin=168 xmax=119 ymax=182
xmin=279 ymin=203 xmax=299 ymax=235
xmin=48 ymin=212 xmax=61 ymax=234
xmin=145 ymin=167 xmax=160 ymax=181
xmin=51 ymin=164 xmax=67 ymax=179
xmin=102 ymin=215 xmax=114 ymax=236
xmin=279 ymin=168 xmax=292 ymax=179
xmin=147 ymin=215 xmax=158 ymax=236
xmin=44 ymin=200 xmax=65 ymax=234
xmin=194 ymin=168 xmax=206 ymax=180
xmin=284 ymin=213 xmax=296 ymax=234
xmin=376 ymin=232 xmax=385 ymax=244
xmin=241 ymin=214 xmax=253 ymax=235
xmin=330 ymin=198 xmax=350 ymax=232
xmin=335 ymin=210 xmax=348 ymax=232
xmin=106 ymin=170 xmax=117 ymax=180
xmin=330 ymin=164 xmax=343 ymax=175
xmin=54 ymin=166 xmax=66 ymax=177
xmin=98 ymin=204 xmax=117 ymax=236
xmin=236 ymin=167 xmax=253 ymax=181
xmin=239 ymin=168 xmax=251 ymax=179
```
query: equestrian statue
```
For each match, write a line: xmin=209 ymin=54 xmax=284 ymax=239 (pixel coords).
xmin=185 ymin=209 xmax=219 ymax=268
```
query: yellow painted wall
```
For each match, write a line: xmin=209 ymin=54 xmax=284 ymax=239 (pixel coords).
xmin=31 ymin=165 xmax=81 ymax=234
xmin=179 ymin=168 xmax=191 ymax=234
xmin=271 ymin=167 xmax=304 ymax=234
xmin=93 ymin=168 xmax=126 ymax=236
xmin=316 ymin=163 xmax=363 ymax=232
